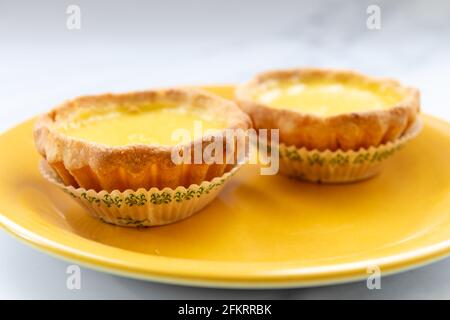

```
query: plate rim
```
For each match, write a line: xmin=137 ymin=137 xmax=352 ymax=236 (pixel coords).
xmin=0 ymin=111 xmax=449 ymax=289
xmin=2 ymin=216 xmax=450 ymax=289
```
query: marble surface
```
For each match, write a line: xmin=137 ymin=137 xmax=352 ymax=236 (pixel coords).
xmin=1 ymin=0 xmax=449 ymax=299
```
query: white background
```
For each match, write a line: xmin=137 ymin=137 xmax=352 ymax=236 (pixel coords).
xmin=1 ymin=0 xmax=449 ymax=299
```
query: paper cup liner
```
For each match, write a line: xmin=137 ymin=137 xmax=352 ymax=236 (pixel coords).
xmin=275 ymin=119 xmax=423 ymax=183
xmin=40 ymin=161 xmax=241 ymax=227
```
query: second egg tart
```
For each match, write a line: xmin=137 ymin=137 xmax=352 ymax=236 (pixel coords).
xmin=34 ymin=88 xmax=251 ymax=192
xmin=236 ymin=68 xmax=420 ymax=151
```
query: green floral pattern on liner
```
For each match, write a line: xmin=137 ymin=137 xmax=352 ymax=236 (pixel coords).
xmin=174 ymin=189 xmax=196 ymax=202
xmin=64 ymin=189 xmax=79 ymax=199
xmin=100 ymin=216 xmax=150 ymax=227
xmin=124 ymin=194 xmax=147 ymax=206
xmin=102 ymin=194 xmax=123 ymax=208
xmin=284 ymin=149 xmax=302 ymax=162
xmin=63 ymin=176 xmax=229 ymax=208
xmin=150 ymin=192 xmax=171 ymax=205
xmin=280 ymin=144 xmax=403 ymax=166
xmin=307 ymin=153 xmax=326 ymax=166
xmin=81 ymin=192 xmax=100 ymax=205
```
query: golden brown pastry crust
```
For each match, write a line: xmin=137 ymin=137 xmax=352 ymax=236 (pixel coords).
xmin=235 ymin=68 xmax=420 ymax=151
xmin=34 ymin=88 xmax=252 ymax=192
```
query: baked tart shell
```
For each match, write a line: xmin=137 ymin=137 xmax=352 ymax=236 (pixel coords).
xmin=34 ymin=88 xmax=252 ymax=192
xmin=236 ymin=68 xmax=420 ymax=151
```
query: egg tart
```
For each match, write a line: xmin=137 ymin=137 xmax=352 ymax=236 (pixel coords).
xmin=236 ymin=68 xmax=421 ymax=183
xmin=236 ymin=68 xmax=420 ymax=151
xmin=34 ymin=88 xmax=251 ymax=192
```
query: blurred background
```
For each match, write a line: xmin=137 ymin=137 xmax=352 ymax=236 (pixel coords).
xmin=1 ymin=0 xmax=450 ymax=131
xmin=1 ymin=0 xmax=449 ymax=299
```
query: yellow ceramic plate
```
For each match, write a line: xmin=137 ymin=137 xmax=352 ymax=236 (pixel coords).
xmin=1 ymin=85 xmax=449 ymax=288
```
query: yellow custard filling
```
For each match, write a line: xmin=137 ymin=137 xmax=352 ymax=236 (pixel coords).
xmin=57 ymin=104 xmax=227 ymax=146
xmin=255 ymin=81 xmax=402 ymax=116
